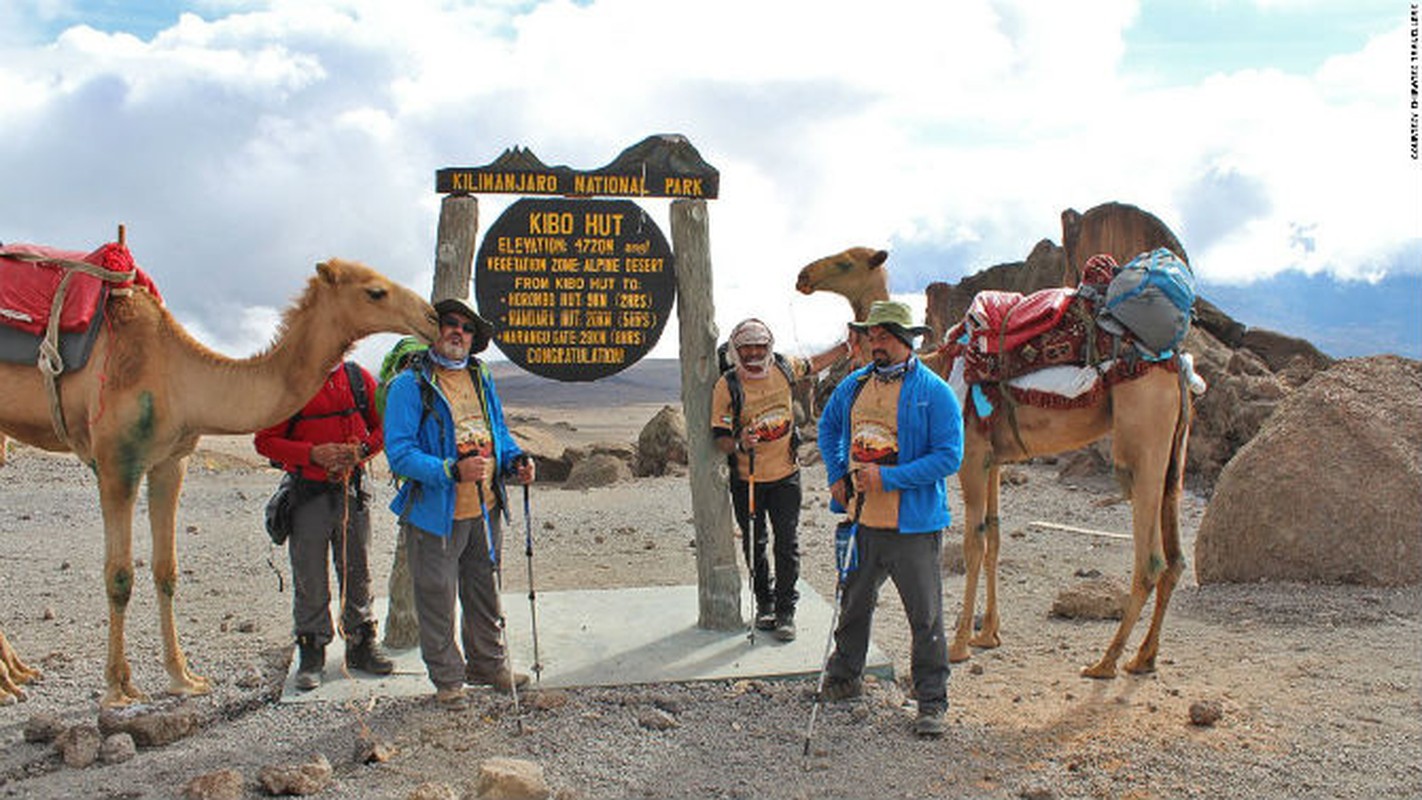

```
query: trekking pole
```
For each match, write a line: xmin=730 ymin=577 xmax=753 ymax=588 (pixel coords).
xmin=521 ymin=472 xmax=544 ymax=683
xmin=477 ymin=482 xmax=523 ymax=733
xmin=746 ymin=443 xmax=757 ymax=644
xmin=802 ymin=487 xmax=864 ymax=766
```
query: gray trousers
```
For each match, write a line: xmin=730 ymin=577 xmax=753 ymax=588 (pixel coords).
xmin=288 ymin=482 xmax=374 ymax=646
xmin=404 ymin=516 xmax=506 ymax=690
xmin=827 ymin=526 xmax=950 ymax=713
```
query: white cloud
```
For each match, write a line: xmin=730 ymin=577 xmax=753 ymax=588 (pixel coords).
xmin=0 ymin=0 xmax=1414 ymax=367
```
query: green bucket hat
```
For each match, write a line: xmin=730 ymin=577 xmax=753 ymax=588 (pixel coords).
xmin=848 ymin=300 xmax=933 ymax=345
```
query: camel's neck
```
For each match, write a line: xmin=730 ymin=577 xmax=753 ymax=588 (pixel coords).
xmin=157 ymin=297 xmax=356 ymax=436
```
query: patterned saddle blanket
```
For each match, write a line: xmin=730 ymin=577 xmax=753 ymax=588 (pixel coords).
xmin=0 ymin=242 xmax=158 ymax=370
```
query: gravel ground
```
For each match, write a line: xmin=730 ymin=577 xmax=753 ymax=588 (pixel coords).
xmin=1 ymin=422 xmax=1419 ymax=799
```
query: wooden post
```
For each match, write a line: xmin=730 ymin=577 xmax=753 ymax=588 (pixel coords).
xmin=671 ymin=199 xmax=742 ymax=630
xmin=384 ymin=193 xmax=481 ymax=650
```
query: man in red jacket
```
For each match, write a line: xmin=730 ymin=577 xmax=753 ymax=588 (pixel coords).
xmin=255 ymin=362 xmax=394 ymax=690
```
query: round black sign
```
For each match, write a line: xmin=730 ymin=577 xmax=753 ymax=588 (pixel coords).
xmin=475 ymin=198 xmax=676 ymax=382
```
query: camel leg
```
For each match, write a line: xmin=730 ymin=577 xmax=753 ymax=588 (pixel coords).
xmin=97 ymin=468 xmax=147 ymax=707
xmin=1125 ymin=431 xmax=1188 ymax=674
xmin=949 ymin=457 xmax=992 ymax=662
xmin=1083 ymin=380 xmax=1176 ymax=679
xmin=147 ymin=455 xmax=211 ymax=697
xmin=969 ymin=472 xmax=1003 ymax=649
xmin=1 ymin=627 xmax=41 ymax=703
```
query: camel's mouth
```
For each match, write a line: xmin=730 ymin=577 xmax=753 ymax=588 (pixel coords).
xmin=795 ymin=274 xmax=815 ymax=294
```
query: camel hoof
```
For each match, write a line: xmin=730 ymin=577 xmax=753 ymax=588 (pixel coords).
xmin=948 ymin=645 xmax=971 ymax=664
xmin=1081 ymin=663 xmax=1117 ymax=680
xmin=169 ymin=674 xmax=212 ymax=697
xmin=1123 ymin=658 xmax=1156 ymax=675
xmin=101 ymin=687 xmax=150 ymax=709
xmin=968 ymin=633 xmax=1000 ymax=650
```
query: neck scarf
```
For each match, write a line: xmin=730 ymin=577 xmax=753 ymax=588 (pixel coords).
xmin=429 ymin=350 xmax=468 ymax=371
xmin=871 ymin=359 xmax=910 ymax=383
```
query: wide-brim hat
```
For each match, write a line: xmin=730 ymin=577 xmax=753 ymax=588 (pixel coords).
xmin=848 ymin=300 xmax=933 ymax=344
xmin=434 ymin=296 xmax=496 ymax=354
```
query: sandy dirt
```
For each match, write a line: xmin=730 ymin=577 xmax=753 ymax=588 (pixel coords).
xmin=0 ymin=405 xmax=1419 ymax=799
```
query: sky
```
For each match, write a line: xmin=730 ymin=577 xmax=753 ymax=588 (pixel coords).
xmin=1 ymin=0 xmax=1418 ymax=370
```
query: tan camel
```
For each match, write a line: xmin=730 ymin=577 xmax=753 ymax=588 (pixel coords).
xmin=0 ymin=257 xmax=438 ymax=706
xmin=796 ymin=236 xmax=1193 ymax=679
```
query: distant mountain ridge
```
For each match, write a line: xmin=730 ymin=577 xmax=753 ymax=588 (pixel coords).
xmin=487 ymin=358 xmax=683 ymax=407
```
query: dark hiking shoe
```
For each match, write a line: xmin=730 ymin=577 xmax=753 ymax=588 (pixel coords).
xmin=345 ymin=623 xmax=394 ymax=676
xmin=294 ymin=636 xmax=325 ymax=691
xmin=772 ymin=612 xmax=797 ymax=642
xmin=821 ymin=676 xmax=863 ymax=702
xmin=434 ymin=685 xmax=469 ymax=709
xmin=467 ymin=665 xmax=530 ymax=691
xmin=914 ymin=707 xmax=946 ymax=738
xmin=754 ymin=605 xmax=777 ymax=631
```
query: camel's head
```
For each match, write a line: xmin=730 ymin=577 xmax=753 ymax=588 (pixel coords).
xmin=311 ymin=259 xmax=440 ymax=344
xmin=795 ymin=247 xmax=890 ymax=315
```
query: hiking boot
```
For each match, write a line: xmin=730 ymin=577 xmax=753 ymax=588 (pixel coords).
xmin=821 ymin=676 xmax=863 ymax=702
xmin=772 ymin=612 xmax=797 ymax=642
xmin=754 ymin=604 xmax=777 ymax=631
xmin=466 ymin=664 xmax=530 ymax=691
xmin=434 ymin=685 xmax=468 ymax=710
xmin=293 ymin=636 xmax=325 ymax=691
xmin=914 ymin=707 xmax=946 ymax=738
xmin=345 ymin=622 xmax=394 ymax=676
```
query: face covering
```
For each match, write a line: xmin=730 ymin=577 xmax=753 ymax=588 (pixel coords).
xmin=729 ymin=319 xmax=774 ymax=379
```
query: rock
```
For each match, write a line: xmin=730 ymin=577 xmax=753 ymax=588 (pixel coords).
xmin=407 ymin=781 xmax=459 ymax=800
xmin=356 ymin=738 xmax=399 ymax=764
xmin=636 ymin=707 xmax=678 ymax=731
xmin=258 ymin=753 xmax=333 ymax=796
xmin=23 ymin=712 xmax=65 ymax=743
xmin=1240 ymin=328 xmax=1334 ymax=377
xmin=1018 ymin=783 xmax=1056 ymax=800
xmin=634 ymin=405 xmax=687 ymax=477
xmin=234 ymin=664 xmax=264 ymax=689
xmin=563 ymin=453 xmax=631 ymax=490
xmin=1195 ymin=356 xmax=1422 ymax=585
xmin=99 ymin=700 xmax=202 ymax=746
xmin=474 ymin=756 xmax=551 ymax=800
xmin=100 ymin=732 xmax=137 ymax=764
xmin=1049 ymin=576 xmax=1128 ymax=620
xmin=1189 ymin=699 xmax=1223 ymax=726
xmin=509 ymin=423 xmax=573 ymax=482
xmin=54 ymin=723 xmax=101 ymax=767
xmin=182 ymin=769 xmax=245 ymax=800
xmin=527 ymin=689 xmax=569 ymax=711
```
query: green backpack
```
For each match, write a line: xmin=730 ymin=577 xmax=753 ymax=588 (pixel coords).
xmin=376 ymin=336 xmax=430 ymax=416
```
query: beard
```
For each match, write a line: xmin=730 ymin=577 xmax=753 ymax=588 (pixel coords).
xmin=434 ymin=334 xmax=471 ymax=362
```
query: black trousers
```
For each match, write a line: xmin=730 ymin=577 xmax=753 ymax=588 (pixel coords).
xmin=729 ymin=471 xmax=801 ymax=615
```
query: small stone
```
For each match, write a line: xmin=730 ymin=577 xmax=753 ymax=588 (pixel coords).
xmin=527 ymin=689 xmax=569 ymax=711
xmin=23 ymin=712 xmax=66 ymax=743
xmin=234 ymin=665 xmax=264 ymax=689
xmin=181 ymin=769 xmax=245 ymax=800
xmin=969 ymin=663 xmax=984 ymax=675
xmin=1189 ymin=699 xmax=1223 ymax=727
xmin=407 ymin=782 xmax=459 ymax=800
xmin=258 ymin=753 xmax=333 ymax=796
xmin=41 ymin=606 xmax=55 ymax=621
xmin=100 ymin=732 xmax=137 ymax=764
xmin=636 ymin=708 xmax=677 ymax=731
xmin=1019 ymin=783 xmax=1055 ymax=799
xmin=356 ymin=738 xmax=398 ymax=764
xmin=474 ymin=756 xmax=551 ymax=800
xmin=55 ymin=723 xmax=102 ymax=768
xmin=236 ymin=619 xmax=258 ymax=633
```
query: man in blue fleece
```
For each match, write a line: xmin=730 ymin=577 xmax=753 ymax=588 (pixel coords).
xmin=383 ymin=297 xmax=535 ymax=709
xmin=817 ymin=300 xmax=964 ymax=738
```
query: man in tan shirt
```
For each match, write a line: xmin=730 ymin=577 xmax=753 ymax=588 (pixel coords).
xmin=711 ymin=318 xmax=848 ymax=641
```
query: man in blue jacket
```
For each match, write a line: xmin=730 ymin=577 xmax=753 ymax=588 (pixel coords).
xmin=383 ymin=297 xmax=536 ymax=709
xmin=817 ymin=300 xmax=964 ymax=737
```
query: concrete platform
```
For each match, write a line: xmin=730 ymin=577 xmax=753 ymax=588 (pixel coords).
xmin=281 ymin=580 xmax=893 ymax=703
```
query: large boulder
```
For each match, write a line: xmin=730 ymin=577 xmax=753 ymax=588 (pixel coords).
xmin=634 ymin=405 xmax=687 ymax=477
xmin=1195 ymin=356 xmax=1422 ymax=586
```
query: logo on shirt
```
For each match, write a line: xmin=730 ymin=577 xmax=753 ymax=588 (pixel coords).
xmin=851 ymin=421 xmax=897 ymax=464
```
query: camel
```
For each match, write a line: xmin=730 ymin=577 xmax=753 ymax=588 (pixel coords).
xmin=795 ymin=221 xmax=1193 ymax=679
xmin=0 ymin=254 xmax=438 ymax=706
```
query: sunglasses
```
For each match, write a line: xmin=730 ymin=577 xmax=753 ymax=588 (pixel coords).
xmin=440 ymin=315 xmax=481 ymax=335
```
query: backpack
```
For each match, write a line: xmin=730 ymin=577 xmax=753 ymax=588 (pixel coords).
xmin=719 ymin=351 xmax=802 ymax=470
xmin=376 ymin=336 xmax=429 ymax=416
xmin=1096 ymin=247 xmax=1196 ymax=361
